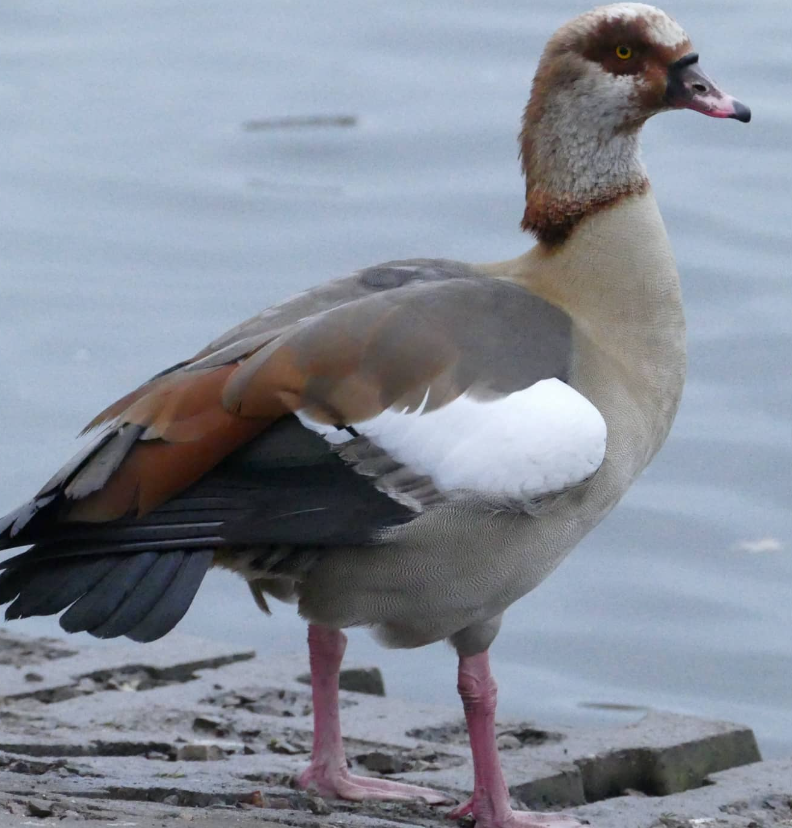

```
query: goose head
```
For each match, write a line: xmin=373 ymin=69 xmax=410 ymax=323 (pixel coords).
xmin=520 ymin=3 xmax=750 ymax=244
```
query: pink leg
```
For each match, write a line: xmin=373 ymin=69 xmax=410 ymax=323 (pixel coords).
xmin=296 ymin=624 xmax=451 ymax=804
xmin=447 ymin=652 xmax=584 ymax=828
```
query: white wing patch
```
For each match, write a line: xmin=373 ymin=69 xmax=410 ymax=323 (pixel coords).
xmin=299 ymin=379 xmax=606 ymax=506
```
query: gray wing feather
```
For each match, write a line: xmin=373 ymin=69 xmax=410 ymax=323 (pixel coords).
xmin=193 ymin=259 xmax=570 ymax=399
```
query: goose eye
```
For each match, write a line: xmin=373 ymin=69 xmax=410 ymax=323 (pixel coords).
xmin=615 ymin=45 xmax=633 ymax=60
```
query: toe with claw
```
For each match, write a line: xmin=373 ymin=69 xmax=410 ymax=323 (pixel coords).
xmin=298 ymin=763 xmax=452 ymax=804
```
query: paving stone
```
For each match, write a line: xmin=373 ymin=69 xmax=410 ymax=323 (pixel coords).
xmin=298 ymin=665 xmax=386 ymax=697
xmin=0 ymin=629 xmax=785 ymax=828
xmin=356 ymin=749 xmax=410 ymax=774
xmin=393 ymin=710 xmax=760 ymax=807
xmin=571 ymin=757 xmax=792 ymax=827
xmin=339 ymin=667 xmax=386 ymax=696
xmin=26 ymin=796 xmax=54 ymax=816
xmin=177 ymin=743 xmax=227 ymax=761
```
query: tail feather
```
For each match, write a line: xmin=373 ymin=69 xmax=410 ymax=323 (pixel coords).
xmin=126 ymin=550 xmax=213 ymax=643
xmin=0 ymin=416 xmax=254 ymax=644
xmin=5 ymin=557 xmax=117 ymax=619
xmin=0 ymin=567 xmax=33 ymax=606
xmin=89 ymin=552 xmax=186 ymax=639
xmin=1 ymin=549 xmax=212 ymax=642
xmin=0 ymin=489 xmax=220 ymax=642
xmin=60 ymin=553 xmax=160 ymax=634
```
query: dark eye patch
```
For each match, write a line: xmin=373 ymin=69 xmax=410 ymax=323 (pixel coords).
xmin=580 ymin=17 xmax=652 ymax=76
xmin=600 ymin=45 xmax=647 ymax=75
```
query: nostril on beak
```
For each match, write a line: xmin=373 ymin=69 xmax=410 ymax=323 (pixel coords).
xmin=691 ymin=82 xmax=708 ymax=93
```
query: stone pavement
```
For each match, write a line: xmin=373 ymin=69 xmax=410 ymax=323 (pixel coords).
xmin=0 ymin=629 xmax=788 ymax=828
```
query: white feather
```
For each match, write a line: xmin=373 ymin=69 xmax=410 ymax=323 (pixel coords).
xmin=595 ymin=3 xmax=688 ymax=48
xmin=299 ymin=379 xmax=607 ymax=505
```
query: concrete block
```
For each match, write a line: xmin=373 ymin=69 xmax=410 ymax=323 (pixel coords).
xmin=572 ymin=757 xmax=792 ymax=827
xmin=393 ymin=710 xmax=760 ymax=808
xmin=298 ymin=665 xmax=386 ymax=696
xmin=176 ymin=743 xmax=227 ymax=761
xmin=339 ymin=667 xmax=386 ymax=696
xmin=0 ymin=629 xmax=782 ymax=828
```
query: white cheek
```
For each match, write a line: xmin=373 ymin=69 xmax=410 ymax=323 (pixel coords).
xmin=594 ymin=72 xmax=640 ymax=108
xmin=565 ymin=69 xmax=642 ymax=129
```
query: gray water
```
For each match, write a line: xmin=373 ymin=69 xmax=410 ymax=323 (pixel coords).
xmin=1 ymin=1 xmax=790 ymax=758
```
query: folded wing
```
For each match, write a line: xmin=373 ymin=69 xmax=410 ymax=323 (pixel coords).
xmin=0 ymin=259 xmax=603 ymax=639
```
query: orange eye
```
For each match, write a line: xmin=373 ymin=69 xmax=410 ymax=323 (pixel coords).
xmin=615 ymin=45 xmax=633 ymax=60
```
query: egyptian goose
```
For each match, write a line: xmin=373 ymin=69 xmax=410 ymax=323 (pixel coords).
xmin=0 ymin=4 xmax=748 ymax=826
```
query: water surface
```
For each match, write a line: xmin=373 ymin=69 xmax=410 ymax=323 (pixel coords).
xmin=1 ymin=1 xmax=789 ymax=757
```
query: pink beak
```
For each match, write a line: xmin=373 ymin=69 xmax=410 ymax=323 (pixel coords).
xmin=666 ymin=53 xmax=751 ymax=122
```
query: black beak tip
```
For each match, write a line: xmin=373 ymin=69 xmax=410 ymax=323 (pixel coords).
xmin=730 ymin=101 xmax=751 ymax=123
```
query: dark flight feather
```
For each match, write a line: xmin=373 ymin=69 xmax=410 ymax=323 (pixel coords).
xmin=125 ymin=550 xmax=213 ymax=642
xmin=4 ymin=557 xmax=118 ymax=619
xmin=89 ymin=551 xmax=186 ymax=639
xmin=59 ymin=553 xmax=160 ymax=634
xmin=0 ymin=417 xmax=417 ymax=640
